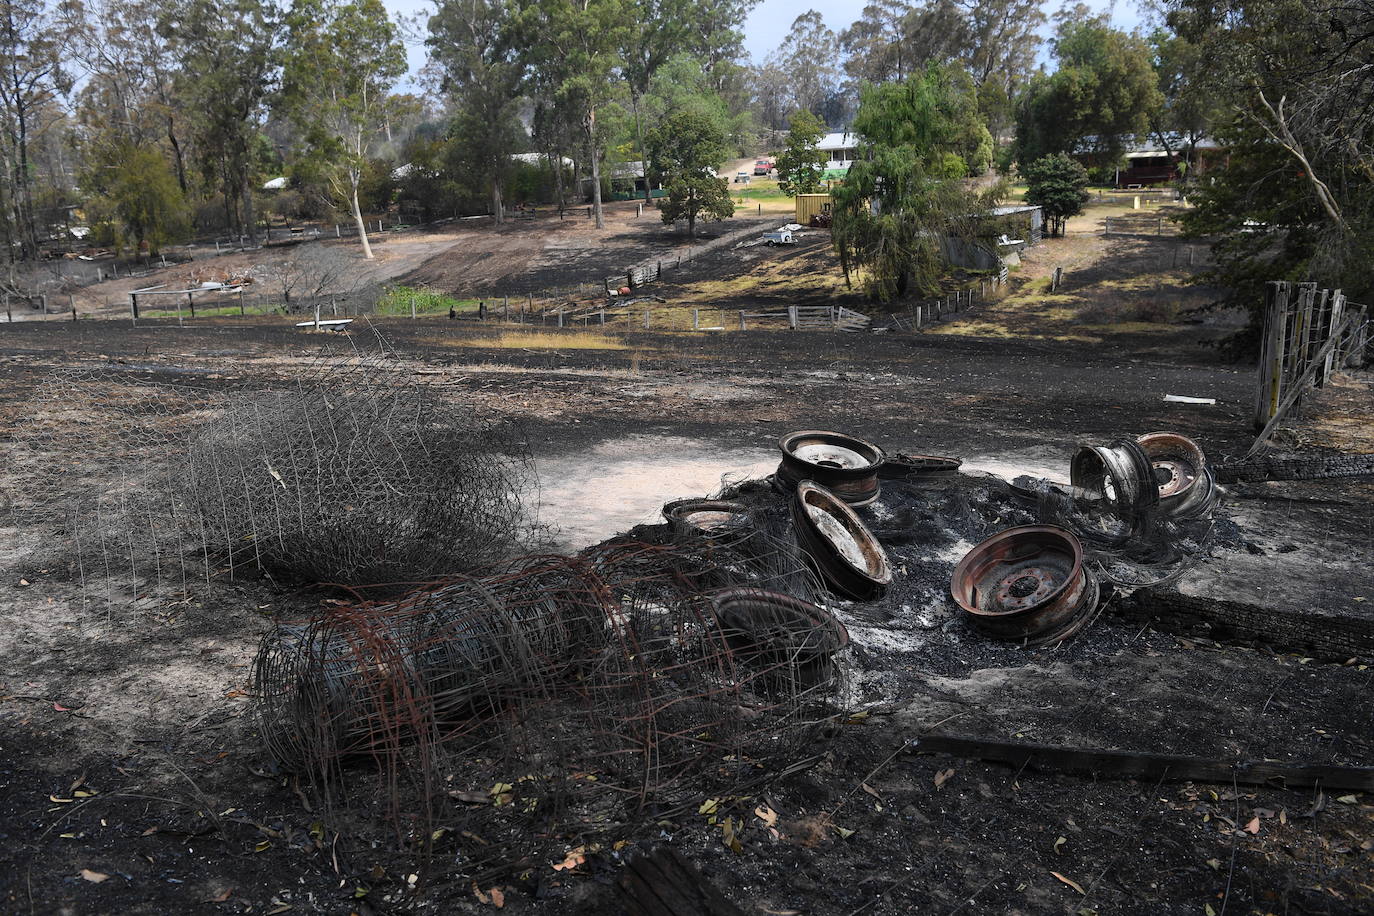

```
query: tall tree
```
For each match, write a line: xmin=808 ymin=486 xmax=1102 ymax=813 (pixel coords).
xmin=774 ymin=109 xmax=827 ymax=196
xmin=517 ymin=0 xmax=628 ymax=230
xmin=170 ymin=0 xmax=278 ymax=242
xmin=0 ymin=0 xmax=66 ymax=262
xmin=769 ymin=11 xmax=840 ymax=119
xmin=1168 ymin=0 xmax=1374 ymax=343
xmin=957 ymin=0 xmax=1045 ymax=94
xmin=1015 ymin=16 xmax=1163 ymax=164
xmin=622 ymin=0 xmax=693 ymax=201
xmin=839 ymin=0 xmax=916 ymax=86
xmin=831 ymin=65 xmax=995 ymax=300
xmin=428 ymin=0 xmax=524 ymax=222
xmin=282 ymin=0 xmax=406 ymax=258
xmin=647 ymin=106 xmax=732 ymax=235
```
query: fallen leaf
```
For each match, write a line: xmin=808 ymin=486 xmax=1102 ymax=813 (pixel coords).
xmin=254 ymin=840 xmax=271 ymax=853
xmin=1336 ymin=795 xmax=1360 ymax=804
xmin=490 ymin=887 xmax=505 ymax=908
xmin=933 ymin=768 xmax=956 ymax=789
xmin=49 ymin=795 xmax=73 ymax=804
xmin=473 ymin=884 xmax=489 ymax=905
xmin=1244 ymin=817 xmax=1261 ymax=834
xmin=1054 ymin=836 xmax=1068 ymax=854
xmin=861 ymin=783 xmax=882 ymax=802
xmin=19 ymin=579 xmax=30 ymax=586
xmin=1051 ymin=871 xmax=1085 ymax=895
xmin=1205 ymin=905 xmax=1216 ymax=916
xmin=53 ymin=702 xmax=72 ymax=712
xmin=210 ymin=888 xmax=233 ymax=903
xmin=699 ymin=798 xmax=718 ymax=816
xmin=1206 ymin=858 xmax=1221 ymax=870
xmin=833 ymin=825 xmax=855 ymax=839
xmin=722 ymin=816 xmax=743 ymax=854
xmin=754 ymin=804 xmax=777 ymax=827
xmin=80 ymin=869 xmax=109 ymax=883
xmin=552 ymin=847 xmax=586 ymax=872
xmin=140 ymin=826 xmax=158 ymax=837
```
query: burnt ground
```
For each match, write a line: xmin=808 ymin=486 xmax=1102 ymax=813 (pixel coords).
xmin=1 ymin=202 xmax=1372 ymax=915
xmin=39 ymin=201 xmax=769 ymax=320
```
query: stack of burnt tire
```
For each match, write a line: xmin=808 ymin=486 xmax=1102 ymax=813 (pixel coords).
xmin=952 ymin=431 xmax=1217 ymax=647
xmin=773 ymin=431 xmax=892 ymax=602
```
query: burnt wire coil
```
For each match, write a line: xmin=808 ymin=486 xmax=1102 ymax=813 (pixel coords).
xmin=775 ymin=431 xmax=886 ymax=506
xmin=253 ymin=543 xmax=848 ymax=849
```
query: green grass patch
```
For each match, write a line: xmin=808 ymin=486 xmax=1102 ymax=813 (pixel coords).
xmin=141 ymin=303 xmax=282 ymax=318
xmin=377 ymin=285 xmax=481 ymax=316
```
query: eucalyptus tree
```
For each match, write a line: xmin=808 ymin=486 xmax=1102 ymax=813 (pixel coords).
xmin=428 ymin=0 xmax=524 ymax=221
xmin=168 ymin=0 xmax=279 ymax=241
xmin=281 ymin=0 xmax=406 ymax=258
xmin=0 ymin=0 xmax=67 ymax=261
xmin=516 ymin=0 xmax=628 ymax=229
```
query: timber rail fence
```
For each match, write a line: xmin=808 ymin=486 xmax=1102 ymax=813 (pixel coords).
xmin=1249 ymin=280 xmax=1369 ymax=456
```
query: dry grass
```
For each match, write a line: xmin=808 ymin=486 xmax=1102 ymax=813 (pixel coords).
xmin=434 ymin=329 xmax=632 ymax=350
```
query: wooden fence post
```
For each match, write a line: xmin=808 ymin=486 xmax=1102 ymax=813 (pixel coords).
xmin=692 ymin=308 xmax=699 ymax=330
xmin=739 ymin=311 xmax=746 ymax=331
xmin=788 ymin=305 xmax=798 ymax=329
xmin=643 ymin=309 xmax=650 ymax=330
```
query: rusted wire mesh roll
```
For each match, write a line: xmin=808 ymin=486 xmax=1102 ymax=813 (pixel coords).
xmin=253 ymin=541 xmax=848 ymax=852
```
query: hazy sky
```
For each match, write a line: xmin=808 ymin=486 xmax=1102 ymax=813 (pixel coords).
xmin=387 ymin=0 xmax=1150 ymax=89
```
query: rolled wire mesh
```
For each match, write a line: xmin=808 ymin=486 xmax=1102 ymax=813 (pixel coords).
xmin=253 ymin=538 xmax=848 ymax=860
xmin=3 ymin=333 xmax=541 ymax=604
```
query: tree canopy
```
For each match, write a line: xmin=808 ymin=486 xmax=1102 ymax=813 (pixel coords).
xmin=1015 ymin=15 xmax=1162 ymax=165
xmin=1022 ymin=153 xmax=1088 ymax=237
xmin=646 ymin=106 xmax=733 ymax=235
xmin=832 ymin=66 xmax=998 ymax=301
xmin=774 ymin=110 xmax=827 ymax=197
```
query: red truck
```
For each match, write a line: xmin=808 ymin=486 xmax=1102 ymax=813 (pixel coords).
xmin=753 ymin=158 xmax=774 ymax=176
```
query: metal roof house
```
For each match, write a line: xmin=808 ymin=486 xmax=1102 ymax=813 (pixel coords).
xmin=816 ymin=131 xmax=861 ymax=173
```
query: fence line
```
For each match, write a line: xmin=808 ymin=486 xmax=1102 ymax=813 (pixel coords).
xmin=1104 ymin=216 xmax=1181 ymax=238
xmin=1249 ymin=280 xmax=1369 ymax=456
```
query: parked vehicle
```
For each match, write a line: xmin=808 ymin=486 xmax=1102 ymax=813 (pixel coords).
xmin=754 ymin=159 xmax=774 ymax=176
xmin=762 ymin=229 xmax=795 ymax=246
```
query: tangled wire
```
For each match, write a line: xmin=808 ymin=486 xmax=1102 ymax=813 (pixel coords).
xmin=6 ymin=334 xmax=541 ymax=601
xmin=253 ymin=535 xmax=848 ymax=866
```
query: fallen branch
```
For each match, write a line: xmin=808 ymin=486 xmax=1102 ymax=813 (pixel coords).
xmin=910 ymin=734 xmax=1374 ymax=792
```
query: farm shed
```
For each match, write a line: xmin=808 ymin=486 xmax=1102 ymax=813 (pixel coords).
xmin=794 ymin=193 xmax=833 ymax=225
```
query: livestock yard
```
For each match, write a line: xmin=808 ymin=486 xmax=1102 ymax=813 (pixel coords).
xmin=2 ymin=199 xmax=1372 ymax=916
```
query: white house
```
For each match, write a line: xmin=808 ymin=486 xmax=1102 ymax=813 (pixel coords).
xmin=816 ymin=131 xmax=861 ymax=171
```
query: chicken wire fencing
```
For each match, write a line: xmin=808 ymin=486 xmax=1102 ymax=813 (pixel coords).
xmin=252 ymin=535 xmax=850 ymax=871
xmin=3 ymin=331 xmax=543 ymax=609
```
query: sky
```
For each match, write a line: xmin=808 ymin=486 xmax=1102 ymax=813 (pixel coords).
xmin=386 ymin=0 xmax=1150 ymax=90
